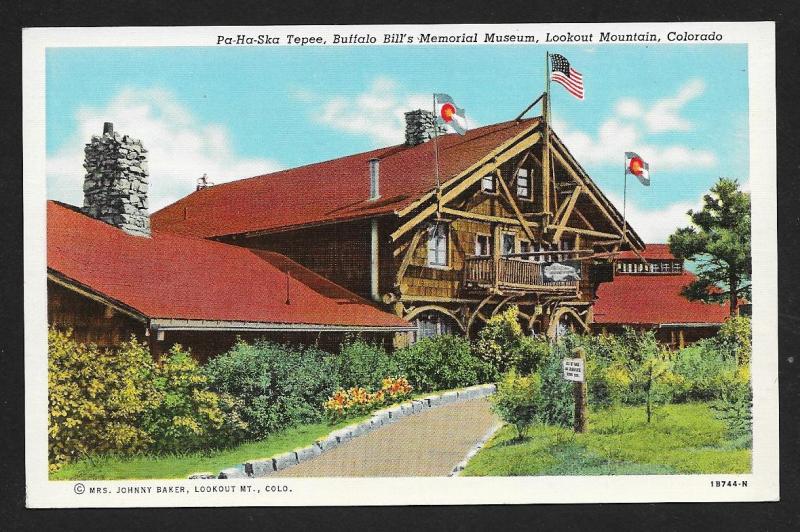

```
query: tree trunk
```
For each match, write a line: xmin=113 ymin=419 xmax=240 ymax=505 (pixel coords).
xmin=729 ymin=272 xmax=739 ymax=317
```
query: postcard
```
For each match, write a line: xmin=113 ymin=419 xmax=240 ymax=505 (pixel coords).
xmin=23 ymin=21 xmax=778 ymax=507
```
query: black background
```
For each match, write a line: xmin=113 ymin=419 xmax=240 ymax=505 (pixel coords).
xmin=2 ymin=1 xmax=798 ymax=529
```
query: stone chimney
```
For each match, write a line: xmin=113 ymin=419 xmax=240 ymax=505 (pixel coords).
xmin=82 ymin=122 xmax=151 ymax=237
xmin=404 ymin=109 xmax=446 ymax=147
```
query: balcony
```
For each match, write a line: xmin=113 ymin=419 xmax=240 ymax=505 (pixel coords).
xmin=463 ymin=256 xmax=580 ymax=292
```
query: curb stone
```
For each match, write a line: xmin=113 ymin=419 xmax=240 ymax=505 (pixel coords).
xmin=222 ymin=383 xmax=498 ymax=478
xmin=449 ymin=422 xmax=504 ymax=477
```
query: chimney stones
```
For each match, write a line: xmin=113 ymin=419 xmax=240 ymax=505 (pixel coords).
xmin=404 ymin=109 xmax=446 ymax=147
xmin=82 ymin=122 xmax=151 ymax=237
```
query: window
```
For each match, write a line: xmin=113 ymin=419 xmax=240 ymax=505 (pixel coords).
xmin=651 ymin=262 xmax=660 ymax=273
xmin=557 ymin=238 xmax=573 ymax=261
xmin=427 ymin=223 xmax=449 ymax=267
xmin=671 ymin=261 xmax=682 ymax=273
xmin=475 ymin=234 xmax=493 ymax=256
xmin=532 ymin=242 xmax=541 ymax=262
xmin=502 ymin=233 xmax=516 ymax=257
xmin=519 ymin=240 xmax=532 ymax=260
xmin=414 ymin=313 xmax=454 ymax=342
xmin=516 ymin=168 xmax=531 ymax=198
xmin=481 ymin=174 xmax=495 ymax=192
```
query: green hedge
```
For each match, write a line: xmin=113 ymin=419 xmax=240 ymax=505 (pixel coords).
xmin=203 ymin=340 xmax=339 ymax=439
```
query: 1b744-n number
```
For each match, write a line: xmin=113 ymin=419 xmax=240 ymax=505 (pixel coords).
xmin=711 ymin=480 xmax=748 ymax=487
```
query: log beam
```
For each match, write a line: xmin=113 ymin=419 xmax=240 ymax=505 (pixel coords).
xmin=552 ymin=186 xmax=583 ymax=243
xmin=390 ymin=132 xmax=542 ymax=241
xmin=494 ymin=168 xmax=536 ymax=241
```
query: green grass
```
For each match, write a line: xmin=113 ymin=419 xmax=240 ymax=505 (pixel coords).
xmin=50 ymin=415 xmax=369 ymax=481
xmin=461 ymin=402 xmax=751 ymax=476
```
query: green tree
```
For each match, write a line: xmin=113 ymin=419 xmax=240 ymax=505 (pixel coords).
xmin=668 ymin=178 xmax=751 ymax=316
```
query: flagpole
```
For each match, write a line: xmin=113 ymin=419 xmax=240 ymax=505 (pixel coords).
xmin=432 ymin=93 xmax=441 ymax=215
xmin=543 ymin=51 xmax=553 ymax=227
xmin=622 ymin=155 xmax=628 ymax=245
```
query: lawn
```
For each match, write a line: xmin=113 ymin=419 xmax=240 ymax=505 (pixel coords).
xmin=461 ymin=402 xmax=751 ymax=476
xmin=50 ymin=415 xmax=369 ymax=481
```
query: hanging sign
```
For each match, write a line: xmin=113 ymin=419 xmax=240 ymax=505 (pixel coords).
xmin=543 ymin=260 xmax=582 ymax=282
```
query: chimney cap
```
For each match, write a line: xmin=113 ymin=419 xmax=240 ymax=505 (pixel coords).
xmin=103 ymin=122 xmax=114 ymax=135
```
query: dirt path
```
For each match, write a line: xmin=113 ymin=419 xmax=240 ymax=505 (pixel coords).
xmin=275 ymin=398 xmax=499 ymax=477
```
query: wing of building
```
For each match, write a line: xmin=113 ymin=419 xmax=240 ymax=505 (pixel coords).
xmin=48 ymin=200 xmax=412 ymax=360
xmin=152 ymin=111 xmax=645 ymax=342
xmin=592 ymin=244 xmax=731 ymax=348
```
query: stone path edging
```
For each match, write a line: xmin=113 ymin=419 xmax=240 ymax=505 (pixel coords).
xmin=448 ymin=422 xmax=503 ymax=477
xmin=214 ymin=383 xmax=497 ymax=479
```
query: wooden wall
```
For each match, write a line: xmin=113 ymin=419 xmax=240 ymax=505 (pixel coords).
xmin=237 ymin=219 xmax=374 ymax=300
xmin=48 ymin=280 xmax=146 ymax=348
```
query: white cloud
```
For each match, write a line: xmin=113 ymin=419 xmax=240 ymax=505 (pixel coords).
xmin=605 ymin=192 xmax=700 ymax=243
xmin=553 ymin=79 xmax=716 ymax=171
xmin=301 ymin=76 xmax=479 ymax=145
xmin=612 ymin=79 xmax=705 ymax=134
xmin=47 ymin=87 xmax=282 ymax=211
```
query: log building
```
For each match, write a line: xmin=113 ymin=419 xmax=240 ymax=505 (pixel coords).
xmin=153 ymin=111 xmax=646 ymax=344
xmin=47 ymin=124 xmax=413 ymax=359
xmin=592 ymin=244 xmax=730 ymax=348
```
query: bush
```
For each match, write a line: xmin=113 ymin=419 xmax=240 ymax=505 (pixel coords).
xmin=332 ymin=338 xmax=398 ymax=389
xmin=141 ymin=345 xmax=245 ymax=453
xmin=716 ymin=316 xmax=752 ymax=366
xmin=515 ymin=335 xmax=550 ymax=375
xmin=537 ymin=340 xmax=574 ymax=428
xmin=711 ymin=366 xmax=752 ymax=445
xmin=204 ymin=340 xmax=339 ymax=438
xmin=671 ymin=343 xmax=737 ymax=402
xmin=474 ymin=306 xmax=526 ymax=373
xmin=491 ymin=370 xmax=542 ymax=440
xmin=48 ymin=329 xmax=157 ymax=468
xmin=395 ymin=335 xmax=496 ymax=393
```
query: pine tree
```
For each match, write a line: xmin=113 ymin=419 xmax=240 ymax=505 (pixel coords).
xmin=668 ymin=178 xmax=751 ymax=316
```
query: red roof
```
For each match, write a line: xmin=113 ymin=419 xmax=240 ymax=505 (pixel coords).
xmin=151 ymin=119 xmax=539 ymax=238
xmin=593 ymin=271 xmax=730 ymax=326
xmin=617 ymin=243 xmax=675 ymax=260
xmin=47 ymin=201 xmax=411 ymax=329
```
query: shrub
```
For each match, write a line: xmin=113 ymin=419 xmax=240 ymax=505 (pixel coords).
xmin=474 ymin=306 xmax=526 ymax=373
xmin=671 ymin=343 xmax=737 ymax=402
xmin=716 ymin=316 xmax=752 ymax=366
xmin=537 ymin=341 xmax=574 ymax=428
xmin=515 ymin=335 xmax=550 ymax=375
xmin=711 ymin=366 xmax=752 ymax=445
xmin=204 ymin=340 xmax=339 ymax=438
xmin=332 ymin=337 xmax=398 ymax=389
xmin=395 ymin=335 xmax=495 ymax=392
xmin=491 ymin=370 xmax=542 ymax=440
xmin=48 ymin=329 xmax=157 ymax=468
xmin=141 ymin=345 xmax=244 ymax=453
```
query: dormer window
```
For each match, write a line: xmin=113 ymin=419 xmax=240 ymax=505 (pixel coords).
xmin=481 ymin=174 xmax=495 ymax=192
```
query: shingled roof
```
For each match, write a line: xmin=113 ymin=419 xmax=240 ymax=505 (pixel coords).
xmin=48 ymin=201 xmax=412 ymax=331
xmin=151 ymin=119 xmax=541 ymax=238
xmin=593 ymin=244 xmax=730 ymax=326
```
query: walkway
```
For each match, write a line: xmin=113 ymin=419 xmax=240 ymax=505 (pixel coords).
xmin=276 ymin=398 xmax=499 ymax=477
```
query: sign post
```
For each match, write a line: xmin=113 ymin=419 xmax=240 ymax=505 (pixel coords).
xmin=562 ymin=347 xmax=587 ymax=433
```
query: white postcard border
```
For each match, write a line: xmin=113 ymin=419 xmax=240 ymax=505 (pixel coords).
xmin=23 ymin=21 xmax=778 ymax=507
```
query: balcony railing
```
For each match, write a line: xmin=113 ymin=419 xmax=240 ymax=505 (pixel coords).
xmin=463 ymin=256 xmax=580 ymax=292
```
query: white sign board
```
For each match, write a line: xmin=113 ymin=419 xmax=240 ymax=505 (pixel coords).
xmin=562 ymin=358 xmax=584 ymax=382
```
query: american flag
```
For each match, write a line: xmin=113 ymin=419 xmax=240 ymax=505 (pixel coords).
xmin=550 ymin=53 xmax=584 ymax=100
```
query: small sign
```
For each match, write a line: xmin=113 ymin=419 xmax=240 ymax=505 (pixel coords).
xmin=543 ymin=260 xmax=582 ymax=282
xmin=562 ymin=358 xmax=584 ymax=382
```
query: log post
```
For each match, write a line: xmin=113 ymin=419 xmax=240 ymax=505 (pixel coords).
xmin=572 ymin=346 xmax=588 ymax=433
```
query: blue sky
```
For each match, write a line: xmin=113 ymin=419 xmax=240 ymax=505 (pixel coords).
xmin=46 ymin=44 xmax=749 ymax=242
